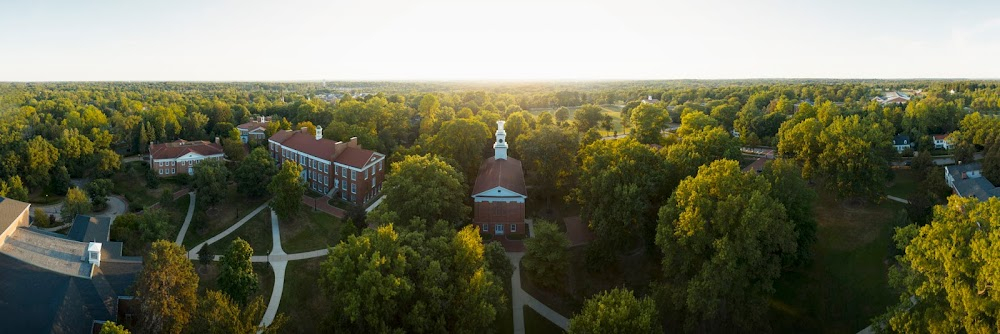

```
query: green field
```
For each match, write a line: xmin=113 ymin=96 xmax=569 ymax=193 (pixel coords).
xmin=886 ymin=169 xmax=920 ymax=200
xmin=527 ymin=104 xmax=625 ymax=137
xmin=769 ymin=187 xmax=904 ymax=333
xmin=280 ymin=210 xmax=343 ymax=253
xmin=212 ymin=209 xmax=272 ymax=255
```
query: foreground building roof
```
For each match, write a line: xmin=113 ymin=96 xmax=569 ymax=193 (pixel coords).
xmin=149 ymin=140 xmax=223 ymax=160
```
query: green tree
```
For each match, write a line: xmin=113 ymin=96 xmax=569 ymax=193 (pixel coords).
xmin=663 ymin=125 xmax=741 ymax=184
xmin=484 ymin=241 xmax=514 ymax=292
xmin=630 ymin=103 xmax=671 ymax=144
xmin=555 ymin=106 xmax=570 ymax=123
xmin=49 ymin=165 xmax=71 ymax=196
xmin=235 ymin=147 xmax=278 ymax=198
xmin=2 ymin=176 xmax=28 ymax=201
xmin=818 ymin=115 xmax=894 ymax=200
xmin=522 ymin=220 xmax=569 ymax=288
xmin=380 ymin=154 xmax=470 ymax=225
xmin=33 ymin=208 xmax=50 ymax=227
xmin=95 ymin=148 xmax=122 ymax=175
xmin=574 ymin=104 xmax=604 ymax=132
xmin=537 ymin=111 xmax=555 ymax=126
xmin=25 ymin=135 xmax=59 ymax=188
xmin=218 ymin=238 xmax=259 ymax=305
xmin=99 ymin=321 xmax=130 ymax=334
xmin=762 ymin=159 xmax=817 ymax=265
xmin=85 ymin=178 xmax=113 ymax=210
xmin=571 ymin=138 xmax=669 ymax=251
xmin=777 ymin=117 xmax=826 ymax=178
xmin=426 ymin=118 xmax=492 ymax=182
xmin=268 ymin=161 xmax=304 ymax=220
xmin=418 ymin=94 xmax=441 ymax=135
xmin=63 ymin=187 xmax=91 ymax=221
xmin=192 ymin=159 xmax=230 ymax=209
xmin=504 ymin=112 xmax=529 ymax=157
xmin=569 ymin=288 xmax=660 ymax=334
xmin=581 ymin=128 xmax=602 ymax=147
xmin=880 ymin=196 xmax=1000 ymax=333
xmin=135 ymin=240 xmax=199 ymax=334
xmin=223 ymin=138 xmax=246 ymax=161
xmin=676 ymin=110 xmax=719 ymax=137
xmin=320 ymin=224 xmax=504 ymax=333
xmin=192 ymin=291 xmax=285 ymax=334
xmin=518 ymin=125 xmax=579 ymax=205
xmin=656 ymin=159 xmax=796 ymax=332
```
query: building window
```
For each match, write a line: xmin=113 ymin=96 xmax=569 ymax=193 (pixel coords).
xmin=511 ymin=224 xmax=517 ymax=232
xmin=351 ymin=184 xmax=356 ymax=194
xmin=482 ymin=224 xmax=488 ymax=232
xmin=342 ymin=182 xmax=347 ymax=191
xmin=351 ymin=170 xmax=356 ymax=181
xmin=371 ymin=177 xmax=375 ymax=188
xmin=171 ymin=168 xmax=175 ymax=174
xmin=379 ymin=161 xmax=383 ymax=171
xmin=159 ymin=169 xmax=163 ymax=175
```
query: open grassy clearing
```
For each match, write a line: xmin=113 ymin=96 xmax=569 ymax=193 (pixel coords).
xmin=111 ymin=161 xmax=183 ymax=209
xmin=769 ymin=187 xmax=904 ymax=333
xmin=181 ymin=185 xmax=269 ymax=249
xmin=527 ymin=105 xmax=625 ymax=137
xmin=280 ymin=210 xmax=343 ymax=253
xmin=277 ymin=258 xmax=327 ymax=334
xmin=212 ymin=209 xmax=272 ymax=256
xmin=195 ymin=262 xmax=275 ymax=309
xmin=524 ymin=305 xmax=565 ymax=334
xmin=886 ymin=169 xmax=920 ymax=200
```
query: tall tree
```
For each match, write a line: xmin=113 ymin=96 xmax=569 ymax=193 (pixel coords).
xmin=571 ymin=138 xmax=669 ymax=251
xmin=268 ymin=161 xmax=305 ymax=220
xmin=85 ymin=178 xmax=113 ymax=210
xmin=379 ymin=154 xmax=470 ymax=225
xmin=656 ymin=159 xmax=796 ymax=332
xmin=630 ymin=103 xmax=671 ymax=144
xmin=880 ymin=196 xmax=1000 ymax=333
xmin=62 ymin=187 xmax=91 ymax=222
xmin=99 ymin=321 xmax=130 ymax=334
xmin=235 ymin=147 xmax=278 ymax=198
xmin=1 ymin=176 xmax=28 ymax=201
xmin=192 ymin=291 xmax=284 ymax=334
xmin=518 ymin=125 xmax=579 ymax=205
xmin=554 ymin=107 xmax=570 ymax=123
xmin=426 ymin=118 xmax=492 ymax=182
xmin=218 ymin=238 xmax=259 ymax=305
xmin=25 ymin=135 xmax=59 ymax=188
xmin=569 ymin=288 xmax=661 ymax=334
xmin=192 ymin=159 xmax=230 ymax=209
xmin=762 ymin=159 xmax=817 ymax=265
xmin=522 ymin=220 xmax=569 ymax=288
xmin=818 ymin=115 xmax=894 ymax=200
xmin=663 ymin=125 xmax=741 ymax=184
xmin=320 ymin=224 xmax=504 ymax=333
xmin=574 ymin=104 xmax=605 ymax=133
xmin=135 ymin=241 xmax=199 ymax=334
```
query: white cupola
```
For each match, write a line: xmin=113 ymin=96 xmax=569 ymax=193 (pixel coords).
xmin=494 ymin=120 xmax=508 ymax=160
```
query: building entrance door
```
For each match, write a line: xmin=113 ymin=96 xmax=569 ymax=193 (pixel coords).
xmin=495 ymin=224 xmax=504 ymax=235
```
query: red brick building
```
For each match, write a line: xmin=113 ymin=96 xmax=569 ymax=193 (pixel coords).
xmin=268 ymin=126 xmax=386 ymax=207
xmin=472 ymin=121 xmax=527 ymax=236
xmin=148 ymin=139 xmax=225 ymax=177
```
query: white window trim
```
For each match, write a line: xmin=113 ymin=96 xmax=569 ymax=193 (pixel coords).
xmin=351 ymin=183 xmax=356 ymax=194
xmin=511 ymin=224 xmax=516 ymax=232
xmin=482 ymin=224 xmax=488 ymax=232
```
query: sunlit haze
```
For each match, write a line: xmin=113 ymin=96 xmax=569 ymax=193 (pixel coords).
xmin=2 ymin=0 xmax=999 ymax=81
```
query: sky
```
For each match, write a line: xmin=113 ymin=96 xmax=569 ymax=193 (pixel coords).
xmin=1 ymin=0 xmax=999 ymax=81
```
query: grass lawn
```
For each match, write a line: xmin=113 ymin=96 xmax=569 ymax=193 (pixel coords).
xmin=886 ymin=169 xmax=920 ymax=200
xmin=212 ymin=209 xmax=272 ymax=256
xmin=111 ymin=161 xmax=181 ymax=209
xmin=524 ymin=305 xmax=565 ymax=334
xmin=527 ymin=105 xmax=625 ymax=137
xmin=277 ymin=258 xmax=328 ymax=334
xmin=115 ymin=193 xmax=190 ymax=256
xmin=181 ymin=185 xmax=269 ymax=249
xmin=521 ymin=244 xmax=659 ymax=319
xmin=280 ymin=210 xmax=343 ymax=253
xmin=493 ymin=274 xmax=514 ymax=334
xmin=769 ymin=187 xmax=905 ymax=333
xmin=27 ymin=189 xmax=63 ymax=205
xmin=195 ymin=262 xmax=275 ymax=307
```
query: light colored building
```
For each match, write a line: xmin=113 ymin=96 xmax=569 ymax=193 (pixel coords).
xmin=893 ymin=135 xmax=914 ymax=153
xmin=148 ymin=139 xmax=225 ymax=177
xmin=472 ymin=121 xmax=527 ymax=236
xmin=873 ymin=91 xmax=911 ymax=105
xmin=933 ymin=134 xmax=953 ymax=150
xmin=237 ymin=116 xmax=270 ymax=143
xmin=268 ymin=126 xmax=386 ymax=206
xmin=945 ymin=162 xmax=1000 ymax=201
xmin=640 ymin=95 xmax=660 ymax=104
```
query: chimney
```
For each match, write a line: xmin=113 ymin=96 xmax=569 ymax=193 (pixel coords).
xmin=349 ymin=137 xmax=358 ymax=148
xmin=648 ymin=95 xmax=653 ymax=100
xmin=260 ymin=116 xmax=265 ymax=122
xmin=315 ymin=126 xmax=323 ymax=140
xmin=214 ymin=137 xmax=220 ymax=144
xmin=494 ymin=120 xmax=508 ymax=160
xmin=301 ymin=127 xmax=308 ymax=134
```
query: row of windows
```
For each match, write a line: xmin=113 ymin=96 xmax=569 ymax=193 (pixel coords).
xmin=158 ymin=168 xmax=176 ymax=175
xmin=157 ymin=157 xmax=217 ymax=167
xmin=481 ymin=224 xmax=517 ymax=233
xmin=271 ymin=144 xmax=384 ymax=180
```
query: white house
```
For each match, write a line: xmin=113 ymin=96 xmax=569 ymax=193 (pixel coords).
xmin=933 ymin=134 xmax=952 ymax=150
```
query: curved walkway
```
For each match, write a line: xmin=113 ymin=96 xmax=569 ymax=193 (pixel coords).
xmin=507 ymin=251 xmax=569 ymax=333
xmin=260 ymin=208 xmax=286 ymax=327
xmin=175 ymin=192 xmax=196 ymax=245
xmin=186 ymin=201 xmax=269 ymax=258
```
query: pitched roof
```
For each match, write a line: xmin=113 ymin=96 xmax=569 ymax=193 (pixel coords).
xmin=67 ymin=215 xmax=110 ymax=243
xmin=953 ymin=177 xmax=999 ymax=201
xmin=269 ymin=130 xmax=384 ymax=168
xmin=0 ymin=196 xmax=29 ymax=233
xmin=933 ymin=134 xmax=950 ymax=140
xmin=893 ymin=135 xmax=912 ymax=146
xmin=237 ymin=121 xmax=268 ymax=132
xmin=946 ymin=162 xmax=983 ymax=178
xmin=472 ymin=157 xmax=527 ymax=196
xmin=149 ymin=140 xmax=223 ymax=160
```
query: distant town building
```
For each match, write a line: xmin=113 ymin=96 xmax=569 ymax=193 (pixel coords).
xmin=933 ymin=134 xmax=953 ymax=150
xmin=237 ymin=116 xmax=271 ymax=143
xmin=945 ymin=162 xmax=1000 ymax=201
xmin=472 ymin=121 xmax=527 ymax=236
xmin=149 ymin=139 xmax=224 ymax=177
xmin=641 ymin=95 xmax=660 ymax=104
xmin=268 ymin=126 xmax=386 ymax=206
xmin=873 ymin=91 xmax=911 ymax=105
xmin=893 ymin=135 xmax=914 ymax=153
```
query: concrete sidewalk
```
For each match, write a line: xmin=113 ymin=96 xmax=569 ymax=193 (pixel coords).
xmin=174 ymin=192 xmax=196 ymax=245
xmin=187 ymin=202 xmax=268 ymax=257
xmin=260 ymin=208 xmax=287 ymax=327
xmin=507 ymin=252 xmax=570 ymax=333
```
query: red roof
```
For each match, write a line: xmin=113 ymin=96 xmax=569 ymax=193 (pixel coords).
xmin=237 ymin=121 xmax=268 ymax=131
xmin=149 ymin=140 xmax=223 ymax=160
xmin=933 ymin=134 xmax=950 ymax=140
xmin=472 ymin=157 xmax=526 ymax=196
xmin=269 ymin=130 xmax=383 ymax=168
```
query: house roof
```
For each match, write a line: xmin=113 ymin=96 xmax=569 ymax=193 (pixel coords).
xmin=0 ymin=254 xmax=141 ymax=334
xmin=0 ymin=196 xmax=29 ymax=234
xmin=472 ymin=157 xmax=527 ymax=196
xmin=742 ymin=157 xmax=768 ymax=174
xmin=893 ymin=135 xmax=912 ymax=146
xmin=67 ymin=215 xmax=111 ymax=243
xmin=932 ymin=134 xmax=950 ymax=140
xmin=953 ymin=177 xmax=1000 ymax=201
xmin=149 ymin=140 xmax=223 ymax=160
xmin=237 ymin=121 xmax=268 ymax=132
xmin=946 ymin=162 xmax=983 ymax=178
xmin=268 ymin=130 xmax=384 ymax=168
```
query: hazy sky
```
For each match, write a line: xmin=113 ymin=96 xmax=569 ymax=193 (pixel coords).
xmin=1 ymin=0 xmax=999 ymax=81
